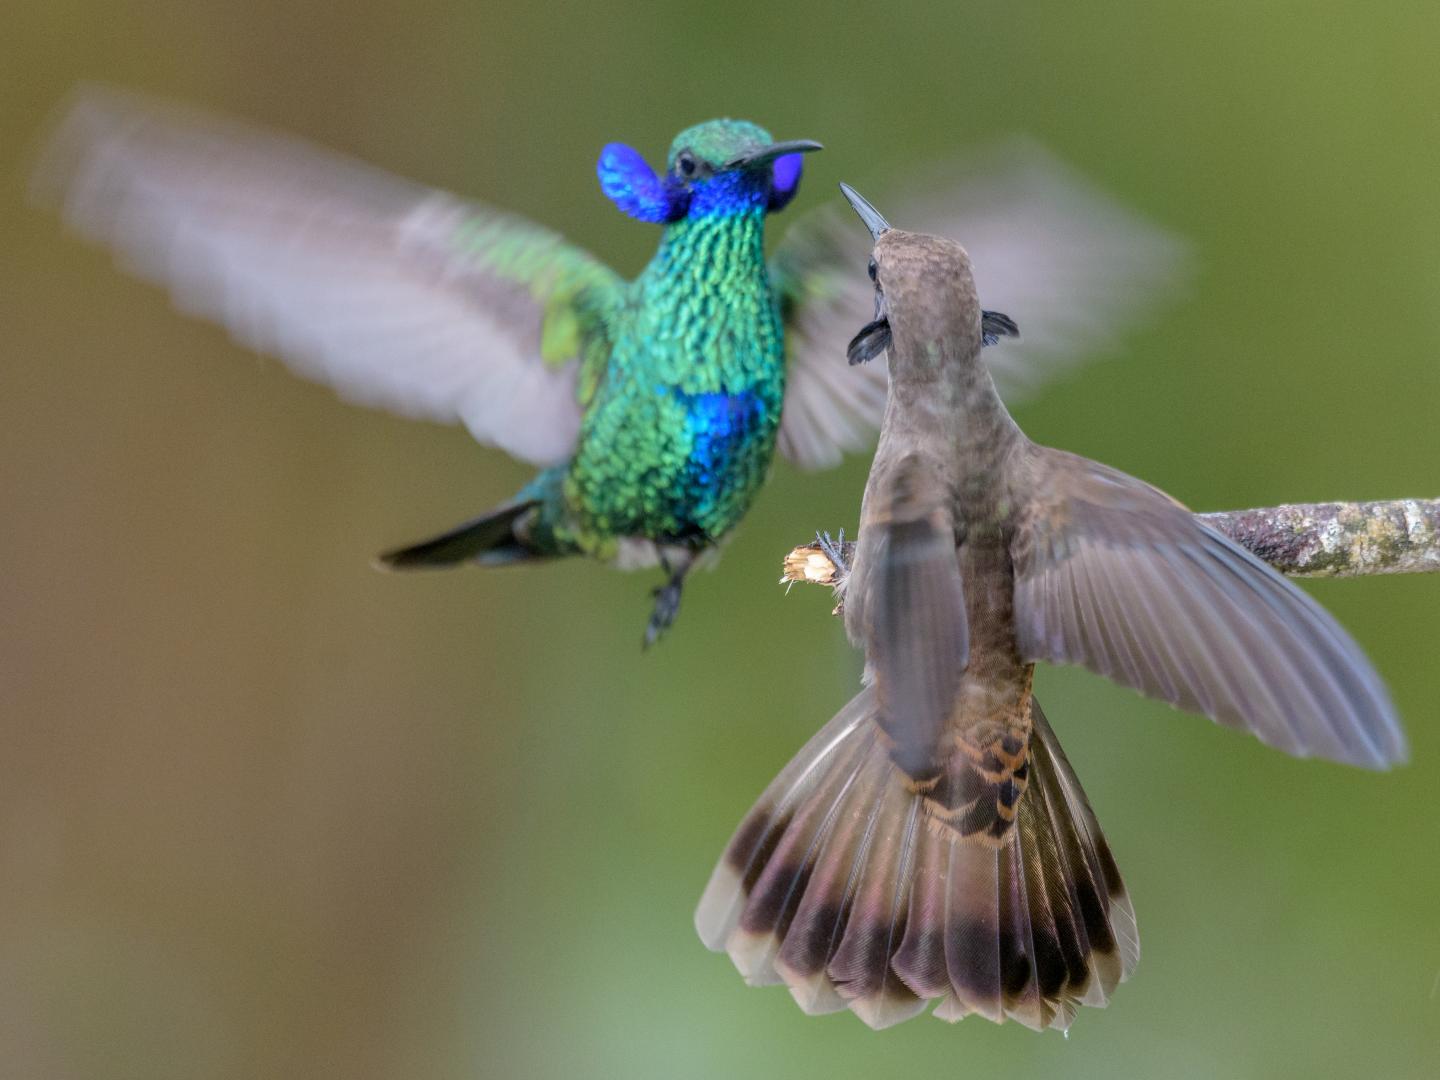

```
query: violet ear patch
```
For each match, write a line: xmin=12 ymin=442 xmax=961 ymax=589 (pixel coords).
xmin=597 ymin=143 xmax=683 ymax=223
xmin=768 ymin=152 xmax=804 ymax=212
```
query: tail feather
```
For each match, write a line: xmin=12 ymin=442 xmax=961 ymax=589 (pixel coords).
xmin=937 ymin=839 xmax=1006 ymax=1022
xmin=702 ymin=696 xmax=880 ymax=991
xmin=1034 ymin=715 xmax=1140 ymax=983
xmin=825 ymin=790 xmax=928 ymax=1028
xmin=695 ymin=690 xmax=875 ymax=958
xmin=773 ymin=743 xmax=885 ymax=1015
xmin=376 ymin=499 xmax=538 ymax=569
xmin=696 ymin=689 xmax=1136 ymax=1031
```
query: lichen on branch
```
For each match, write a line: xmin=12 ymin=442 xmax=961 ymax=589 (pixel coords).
xmin=782 ymin=498 xmax=1440 ymax=591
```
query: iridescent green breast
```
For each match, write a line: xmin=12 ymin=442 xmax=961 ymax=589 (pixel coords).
xmin=562 ymin=203 xmax=785 ymax=551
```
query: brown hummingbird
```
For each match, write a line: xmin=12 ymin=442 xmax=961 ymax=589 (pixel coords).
xmin=695 ymin=184 xmax=1406 ymax=1031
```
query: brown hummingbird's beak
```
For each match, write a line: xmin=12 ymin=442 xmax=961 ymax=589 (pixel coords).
xmin=841 ymin=182 xmax=893 ymax=364
xmin=725 ymin=139 xmax=823 ymax=169
xmin=839 ymin=182 xmax=891 ymax=241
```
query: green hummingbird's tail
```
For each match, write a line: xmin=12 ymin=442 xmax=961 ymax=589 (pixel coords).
xmin=376 ymin=499 xmax=541 ymax=570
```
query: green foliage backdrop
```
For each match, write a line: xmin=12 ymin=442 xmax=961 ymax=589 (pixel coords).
xmin=3 ymin=3 xmax=1438 ymax=1077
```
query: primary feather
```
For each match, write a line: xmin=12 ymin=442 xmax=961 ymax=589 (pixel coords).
xmin=1010 ymin=449 xmax=1406 ymax=768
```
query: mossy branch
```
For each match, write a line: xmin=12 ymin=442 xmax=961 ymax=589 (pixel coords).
xmin=782 ymin=498 xmax=1440 ymax=590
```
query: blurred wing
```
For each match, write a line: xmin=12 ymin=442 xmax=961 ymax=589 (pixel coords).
xmin=1010 ymin=447 xmax=1406 ymax=768
xmin=772 ymin=137 xmax=1189 ymax=469
xmin=857 ymin=454 xmax=969 ymax=782
xmin=31 ymin=85 xmax=624 ymax=467
xmin=770 ymin=215 xmax=892 ymax=469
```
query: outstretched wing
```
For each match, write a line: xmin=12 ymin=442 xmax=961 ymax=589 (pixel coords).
xmin=854 ymin=452 xmax=969 ymax=784
xmin=1009 ymin=445 xmax=1406 ymax=769
xmin=31 ymin=85 xmax=624 ymax=467
xmin=771 ymin=138 xmax=1189 ymax=470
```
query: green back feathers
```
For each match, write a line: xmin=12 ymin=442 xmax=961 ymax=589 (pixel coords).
xmin=448 ymin=210 xmax=622 ymax=372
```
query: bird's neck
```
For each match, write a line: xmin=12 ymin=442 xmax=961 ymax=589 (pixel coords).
xmin=955 ymin=351 xmax=1022 ymax=463
xmin=649 ymin=171 xmax=769 ymax=273
xmin=649 ymin=209 xmax=767 ymax=280
xmin=633 ymin=190 xmax=777 ymax=391
xmin=886 ymin=340 xmax=1023 ymax=480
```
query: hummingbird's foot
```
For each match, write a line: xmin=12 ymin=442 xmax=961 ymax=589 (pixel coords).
xmin=644 ymin=580 xmax=685 ymax=649
xmin=644 ymin=550 xmax=697 ymax=649
xmin=816 ymin=528 xmax=850 ymax=579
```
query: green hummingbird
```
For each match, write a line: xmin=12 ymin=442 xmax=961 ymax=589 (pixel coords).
xmin=33 ymin=86 xmax=1185 ymax=644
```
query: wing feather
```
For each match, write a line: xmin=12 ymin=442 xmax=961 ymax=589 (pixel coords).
xmin=1011 ymin=448 xmax=1406 ymax=768
xmin=772 ymin=138 xmax=1189 ymax=469
xmin=856 ymin=454 xmax=969 ymax=784
xmin=32 ymin=85 xmax=623 ymax=466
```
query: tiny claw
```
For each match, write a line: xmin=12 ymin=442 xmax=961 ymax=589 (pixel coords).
xmin=643 ymin=581 xmax=685 ymax=650
xmin=816 ymin=528 xmax=850 ymax=575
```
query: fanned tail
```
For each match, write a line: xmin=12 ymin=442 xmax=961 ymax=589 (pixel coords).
xmin=696 ymin=688 xmax=1137 ymax=1031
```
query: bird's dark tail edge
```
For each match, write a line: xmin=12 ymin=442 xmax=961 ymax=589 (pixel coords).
xmin=376 ymin=499 xmax=540 ymax=570
xmin=696 ymin=687 xmax=1139 ymax=1031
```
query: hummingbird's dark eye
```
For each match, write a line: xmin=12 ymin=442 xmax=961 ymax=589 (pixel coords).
xmin=867 ymin=257 xmax=878 ymax=283
xmin=676 ymin=151 xmax=698 ymax=178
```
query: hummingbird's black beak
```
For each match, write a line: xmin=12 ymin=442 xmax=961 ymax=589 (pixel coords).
xmin=842 ymin=182 xmax=893 ymax=364
xmin=725 ymin=139 xmax=823 ymax=170
xmin=839 ymin=182 xmax=891 ymax=241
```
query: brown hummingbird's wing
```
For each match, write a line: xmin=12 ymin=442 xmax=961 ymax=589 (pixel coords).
xmin=1010 ymin=448 xmax=1407 ymax=768
xmin=31 ymin=85 xmax=623 ymax=467
xmin=856 ymin=454 xmax=970 ymax=785
xmin=771 ymin=138 xmax=1189 ymax=470
xmin=696 ymin=689 xmax=1137 ymax=1031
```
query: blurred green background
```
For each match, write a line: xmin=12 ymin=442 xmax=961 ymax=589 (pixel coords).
xmin=3 ymin=3 xmax=1439 ymax=1078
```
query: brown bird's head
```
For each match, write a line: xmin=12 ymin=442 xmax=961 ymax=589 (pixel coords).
xmin=839 ymin=183 xmax=987 ymax=379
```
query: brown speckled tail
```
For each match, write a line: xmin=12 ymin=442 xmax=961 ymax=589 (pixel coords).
xmin=695 ymin=690 xmax=1138 ymax=1031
